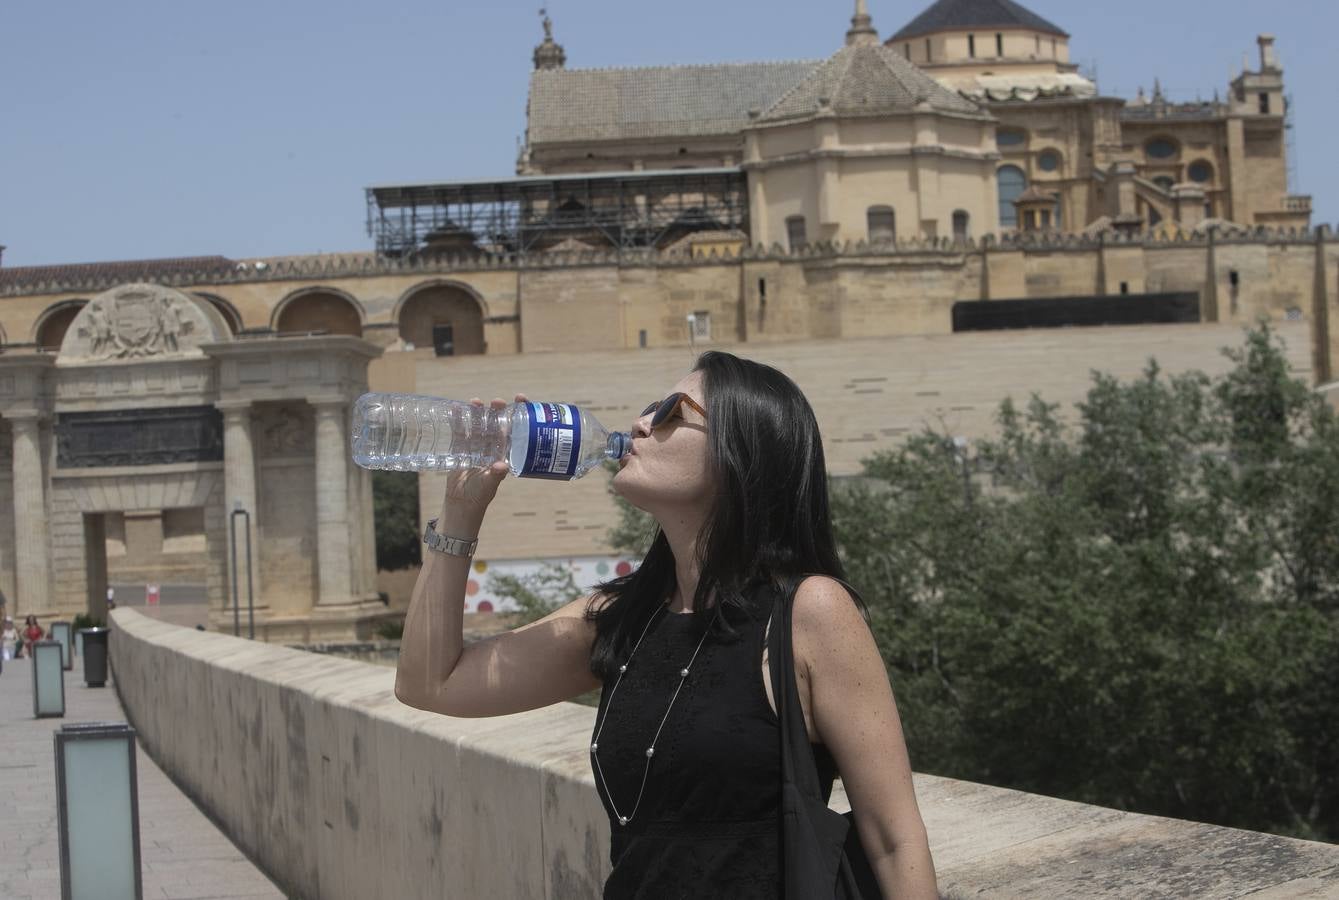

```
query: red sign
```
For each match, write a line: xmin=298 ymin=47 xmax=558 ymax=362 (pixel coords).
xmin=146 ymin=584 xmax=160 ymax=605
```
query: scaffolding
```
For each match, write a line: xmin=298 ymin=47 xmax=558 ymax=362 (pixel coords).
xmin=365 ymin=167 xmax=749 ymax=258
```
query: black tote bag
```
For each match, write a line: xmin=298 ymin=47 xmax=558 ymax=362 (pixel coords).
xmin=768 ymin=582 xmax=882 ymax=899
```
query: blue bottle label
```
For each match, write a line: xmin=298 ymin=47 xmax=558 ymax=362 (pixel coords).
xmin=521 ymin=403 xmax=582 ymax=480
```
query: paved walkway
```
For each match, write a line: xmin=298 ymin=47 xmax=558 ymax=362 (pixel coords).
xmin=1 ymin=650 xmax=285 ymax=899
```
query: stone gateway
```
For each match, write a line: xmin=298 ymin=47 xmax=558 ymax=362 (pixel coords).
xmin=0 ymin=283 xmax=387 ymax=642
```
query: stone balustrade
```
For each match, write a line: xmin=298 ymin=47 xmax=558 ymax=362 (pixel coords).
xmin=108 ymin=609 xmax=1339 ymax=899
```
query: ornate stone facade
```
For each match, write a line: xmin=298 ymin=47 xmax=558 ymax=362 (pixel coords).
xmin=0 ymin=284 xmax=385 ymax=643
xmin=521 ymin=0 xmax=1309 ymax=238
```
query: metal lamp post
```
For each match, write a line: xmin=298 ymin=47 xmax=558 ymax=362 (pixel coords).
xmin=54 ymin=722 xmax=143 ymax=900
xmin=229 ymin=504 xmax=255 ymax=639
xmin=32 ymin=640 xmax=65 ymax=718
xmin=50 ymin=620 xmax=73 ymax=671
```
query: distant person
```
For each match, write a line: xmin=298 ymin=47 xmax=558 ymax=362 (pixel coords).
xmin=394 ymin=352 xmax=937 ymax=899
xmin=1 ymin=617 xmax=17 ymax=661
xmin=106 ymin=585 xmax=116 ymax=609
xmin=21 ymin=615 xmax=44 ymax=658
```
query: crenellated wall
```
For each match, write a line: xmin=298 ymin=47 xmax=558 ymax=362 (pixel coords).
xmin=2 ymin=226 xmax=1334 ymax=367
xmin=108 ymin=609 xmax=1339 ymax=899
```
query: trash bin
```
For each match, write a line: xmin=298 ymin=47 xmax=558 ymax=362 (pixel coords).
xmin=78 ymin=628 xmax=110 ymax=688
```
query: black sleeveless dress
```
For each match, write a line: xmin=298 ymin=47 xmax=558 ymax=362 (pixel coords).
xmin=591 ymin=589 xmax=839 ymax=900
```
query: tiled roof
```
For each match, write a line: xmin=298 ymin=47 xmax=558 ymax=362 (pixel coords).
xmin=758 ymin=43 xmax=982 ymax=124
xmin=890 ymin=0 xmax=1068 ymax=41
xmin=526 ymin=60 xmax=820 ymax=144
xmin=0 ymin=256 xmax=236 ymax=293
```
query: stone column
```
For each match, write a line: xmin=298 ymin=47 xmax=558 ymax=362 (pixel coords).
xmin=1203 ymin=226 xmax=1221 ymax=323
xmin=312 ymin=399 xmax=352 ymax=607
xmin=11 ymin=414 xmax=51 ymax=615
xmin=345 ymin=446 xmax=376 ymax=598
xmin=360 ymin=466 xmax=377 ymax=597
xmin=218 ymin=401 xmax=261 ymax=614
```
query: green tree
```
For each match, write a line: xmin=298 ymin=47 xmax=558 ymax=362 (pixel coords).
xmin=489 ymin=563 xmax=584 ymax=627
xmin=834 ymin=322 xmax=1339 ymax=842
xmin=373 ymin=470 xmax=421 ymax=571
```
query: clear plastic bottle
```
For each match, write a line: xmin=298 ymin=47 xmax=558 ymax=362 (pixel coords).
xmin=349 ymin=392 xmax=631 ymax=480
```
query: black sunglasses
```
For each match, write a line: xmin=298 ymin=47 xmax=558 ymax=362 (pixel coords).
xmin=641 ymin=393 xmax=708 ymax=430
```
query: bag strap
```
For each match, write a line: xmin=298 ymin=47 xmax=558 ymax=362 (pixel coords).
xmin=768 ymin=579 xmax=826 ymax=801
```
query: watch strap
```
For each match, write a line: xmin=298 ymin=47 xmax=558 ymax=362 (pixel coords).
xmin=423 ymin=518 xmax=479 ymax=558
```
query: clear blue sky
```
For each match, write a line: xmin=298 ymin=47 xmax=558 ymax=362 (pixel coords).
xmin=2 ymin=0 xmax=1334 ymax=267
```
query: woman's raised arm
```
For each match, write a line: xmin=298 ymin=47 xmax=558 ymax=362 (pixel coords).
xmin=393 ymin=394 xmax=603 ymax=718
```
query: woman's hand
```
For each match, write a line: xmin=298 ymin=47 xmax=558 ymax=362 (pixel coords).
xmin=440 ymin=394 xmax=527 ymax=520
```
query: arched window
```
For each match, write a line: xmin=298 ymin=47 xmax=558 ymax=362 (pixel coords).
xmin=1153 ymin=175 xmax=1175 ymax=191
xmin=867 ymin=206 xmax=896 ymax=243
xmin=785 ymin=215 xmax=807 ymax=251
xmin=35 ymin=300 xmax=87 ymax=351
xmin=1145 ymin=138 xmax=1178 ymax=160
xmin=275 ymin=290 xmax=363 ymax=337
xmin=397 ymin=284 xmax=486 ymax=356
xmin=953 ymin=210 xmax=971 ymax=241
xmin=997 ymin=166 xmax=1026 ymax=229
xmin=192 ymin=293 xmax=241 ymax=334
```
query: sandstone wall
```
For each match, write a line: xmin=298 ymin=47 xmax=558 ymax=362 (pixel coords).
xmin=415 ymin=320 xmax=1313 ymax=562
xmin=5 ymin=233 xmax=1331 ymax=364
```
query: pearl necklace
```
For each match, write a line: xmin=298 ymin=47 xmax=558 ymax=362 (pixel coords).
xmin=590 ymin=600 xmax=718 ymax=827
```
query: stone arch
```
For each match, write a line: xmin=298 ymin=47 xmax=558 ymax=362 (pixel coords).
xmin=192 ymin=292 xmax=243 ymax=334
xmin=953 ymin=210 xmax=971 ymax=241
xmin=34 ymin=299 xmax=89 ymax=350
xmin=272 ymin=287 xmax=364 ymax=337
xmin=394 ymin=281 xmax=487 ymax=355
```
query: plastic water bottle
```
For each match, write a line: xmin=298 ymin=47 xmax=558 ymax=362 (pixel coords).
xmin=349 ymin=392 xmax=631 ymax=480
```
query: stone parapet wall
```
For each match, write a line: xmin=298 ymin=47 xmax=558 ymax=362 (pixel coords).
xmin=108 ymin=609 xmax=1339 ymax=899
xmin=3 ymin=226 xmax=1332 ymax=300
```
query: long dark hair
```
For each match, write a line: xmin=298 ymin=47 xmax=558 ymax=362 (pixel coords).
xmin=586 ymin=350 xmax=868 ymax=681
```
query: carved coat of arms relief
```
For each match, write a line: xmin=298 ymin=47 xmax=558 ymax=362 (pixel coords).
xmin=78 ymin=288 xmax=198 ymax=360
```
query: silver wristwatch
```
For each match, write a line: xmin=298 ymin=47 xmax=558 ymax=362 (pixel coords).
xmin=423 ymin=518 xmax=479 ymax=558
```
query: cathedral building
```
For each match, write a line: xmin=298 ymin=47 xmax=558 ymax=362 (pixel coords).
xmin=519 ymin=0 xmax=1309 ymax=247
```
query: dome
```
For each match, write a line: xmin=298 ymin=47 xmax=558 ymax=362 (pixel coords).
xmin=890 ymin=0 xmax=1068 ymax=43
